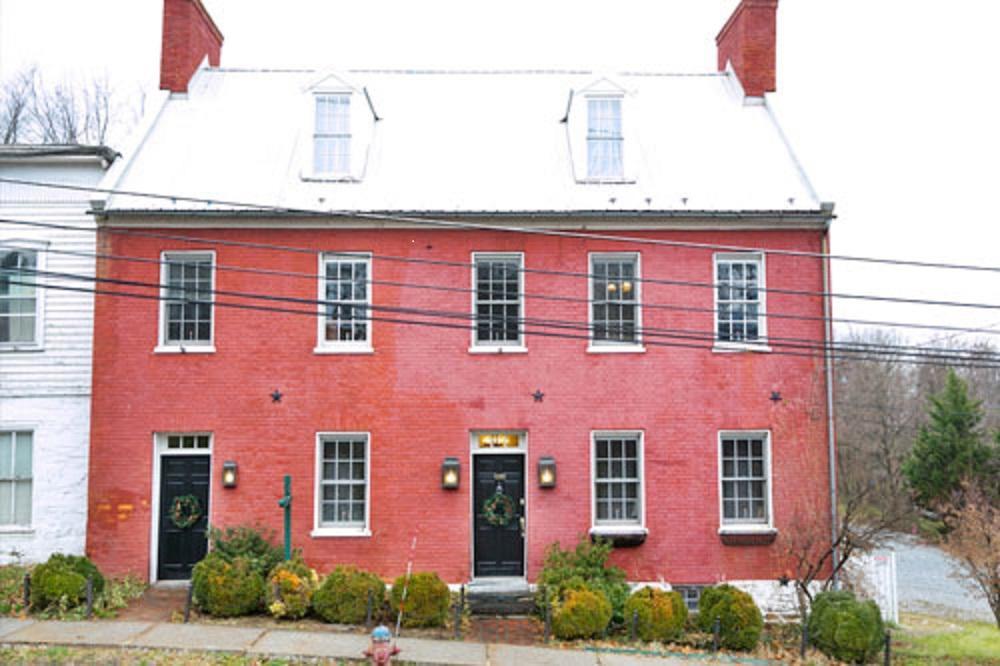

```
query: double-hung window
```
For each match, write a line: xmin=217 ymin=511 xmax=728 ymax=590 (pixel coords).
xmin=0 ymin=248 xmax=40 ymax=346
xmin=719 ymin=432 xmax=771 ymax=528
xmin=0 ymin=431 xmax=32 ymax=527
xmin=590 ymin=253 xmax=641 ymax=348
xmin=592 ymin=432 xmax=643 ymax=529
xmin=319 ymin=253 xmax=371 ymax=351
xmin=160 ymin=252 xmax=214 ymax=350
xmin=313 ymin=94 xmax=351 ymax=176
xmin=472 ymin=253 xmax=524 ymax=350
xmin=715 ymin=253 xmax=765 ymax=346
xmin=315 ymin=433 xmax=370 ymax=536
xmin=587 ymin=96 xmax=623 ymax=180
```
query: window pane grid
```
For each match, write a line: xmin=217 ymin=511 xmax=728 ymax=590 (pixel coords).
xmin=592 ymin=258 xmax=638 ymax=343
xmin=0 ymin=431 xmax=32 ymax=526
xmin=721 ymin=436 xmax=768 ymax=524
xmin=594 ymin=436 xmax=640 ymax=525
xmin=319 ymin=437 xmax=367 ymax=527
xmin=314 ymin=95 xmax=351 ymax=174
xmin=716 ymin=258 xmax=762 ymax=342
xmin=587 ymin=97 xmax=623 ymax=179
xmin=0 ymin=249 xmax=38 ymax=344
xmin=163 ymin=254 xmax=213 ymax=344
xmin=474 ymin=257 xmax=521 ymax=344
xmin=323 ymin=258 xmax=370 ymax=343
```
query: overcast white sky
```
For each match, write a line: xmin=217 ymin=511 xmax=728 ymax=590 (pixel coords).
xmin=1 ymin=0 xmax=998 ymax=342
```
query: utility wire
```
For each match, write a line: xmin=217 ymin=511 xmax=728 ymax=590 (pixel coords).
xmin=2 ymin=176 xmax=1000 ymax=274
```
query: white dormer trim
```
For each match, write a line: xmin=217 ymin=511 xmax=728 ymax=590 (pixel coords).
xmin=300 ymin=71 xmax=378 ymax=183
xmin=563 ymin=77 xmax=638 ymax=185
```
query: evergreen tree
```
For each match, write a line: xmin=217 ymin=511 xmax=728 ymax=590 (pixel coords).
xmin=903 ymin=370 xmax=993 ymax=509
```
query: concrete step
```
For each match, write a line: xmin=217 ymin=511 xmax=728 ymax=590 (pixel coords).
xmin=465 ymin=581 xmax=535 ymax=616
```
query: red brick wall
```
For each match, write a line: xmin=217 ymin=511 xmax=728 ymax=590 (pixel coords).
xmin=716 ymin=0 xmax=778 ymax=97
xmin=160 ymin=0 xmax=223 ymax=93
xmin=87 ymin=225 xmax=832 ymax=585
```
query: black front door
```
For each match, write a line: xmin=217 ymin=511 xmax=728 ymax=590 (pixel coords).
xmin=158 ymin=455 xmax=210 ymax=580
xmin=474 ymin=454 xmax=525 ymax=577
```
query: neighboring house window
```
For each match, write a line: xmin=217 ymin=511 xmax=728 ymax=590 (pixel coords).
xmin=715 ymin=253 xmax=765 ymax=344
xmin=473 ymin=254 xmax=523 ymax=348
xmin=0 ymin=248 xmax=39 ymax=345
xmin=720 ymin=432 xmax=770 ymax=526
xmin=314 ymin=94 xmax=351 ymax=175
xmin=316 ymin=433 xmax=369 ymax=533
xmin=593 ymin=432 xmax=642 ymax=526
xmin=161 ymin=252 xmax=214 ymax=347
xmin=319 ymin=254 xmax=371 ymax=349
xmin=0 ymin=431 xmax=32 ymax=526
xmin=591 ymin=254 xmax=640 ymax=345
xmin=587 ymin=96 xmax=623 ymax=179
xmin=674 ymin=586 xmax=705 ymax=613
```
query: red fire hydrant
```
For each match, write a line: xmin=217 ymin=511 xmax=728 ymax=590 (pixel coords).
xmin=363 ymin=625 xmax=401 ymax=665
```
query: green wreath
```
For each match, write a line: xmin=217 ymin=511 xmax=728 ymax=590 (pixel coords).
xmin=169 ymin=494 xmax=202 ymax=529
xmin=482 ymin=492 xmax=516 ymax=527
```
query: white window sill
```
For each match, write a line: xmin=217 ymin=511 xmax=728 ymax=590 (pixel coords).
xmin=154 ymin=345 xmax=216 ymax=354
xmin=589 ymin=525 xmax=648 ymax=536
xmin=576 ymin=178 xmax=637 ymax=185
xmin=718 ymin=525 xmax=776 ymax=535
xmin=712 ymin=342 xmax=772 ymax=354
xmin=311 ymin=527 xmax=372 ymax=538
xmin=313 ymin=345 xmax=374 ymax=355
xmin=301 ymin=173 xmax=361 ymax=183
xmin=587 ymin=344 xmax=646 ymax=354
xmin=0 ymin=526 xmax=34 ymax=535
xmin=0 ymin=344 xmax=44 ymax=353
xmin=468 ymin=345 xmax=528 ymax=354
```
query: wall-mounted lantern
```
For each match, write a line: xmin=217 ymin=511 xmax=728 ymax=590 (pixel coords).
xmin=441 ymin=457 xmax=460 ymax=490
xmin=538 ymin=456 xmax=556 ymax=488
xmin=222 ymin=460 xmax=238 ymax=488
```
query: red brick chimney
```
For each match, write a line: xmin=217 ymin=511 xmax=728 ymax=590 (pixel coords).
xmin=716 ymin=0 xmax=777 ymax=97
xmin=160 ymin=0 xmax=224 ymax=93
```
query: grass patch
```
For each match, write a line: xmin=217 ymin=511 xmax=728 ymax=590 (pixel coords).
xmin=0 ymin=645 xmax=362 ymax=664
xmin=895 ymin=613 xmax=1000 ymax=665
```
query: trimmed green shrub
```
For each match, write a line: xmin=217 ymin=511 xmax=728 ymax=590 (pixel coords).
xmin=624 ymin=587 xmax=688 ymax=642
xmin=265 ymin=555 xmax=318 ymax=620
xmin=313 ymin=565 xmax=387 ymax=624
xmin=536 ymin=536 xmax=630 ymax=624
xmin=46 ymin=554 xmax=105 ymax=596
xmin=207 ymin=525 xmax=283 ymax=579
xmin=30 ymin=561 xmax=87 ymax=610
xmin=696 ymin=584 xmax=763 ymax=651
xmin=808 ymin=590 xmax=885 ymax=664
xmin=191 ymin=553 xmax=265 ymax=617
xmin=552 ymin=587 xmax=613 ymax=640
xmin=389 ymin=572 xmax=450 ymax=628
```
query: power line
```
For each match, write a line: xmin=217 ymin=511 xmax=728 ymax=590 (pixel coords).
xmin=3 ymin=176 xmax=1000 ymax=274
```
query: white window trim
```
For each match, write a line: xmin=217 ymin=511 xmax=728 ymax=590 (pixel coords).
xmin=306 ymin=91 xmax=357 ymax=182
xmin=469 ymin=252 xmax=527 ymax=353
xmin=589 ymin=430 xmax=647 ymax=537
xmin=587 ymin=252 xmax=645 ymax=353
xmin=155 ymin=250 xmax=217 ymax=354
xmin=579 ymin=93 xmax=634 ymax=185
xmin=0 ymin=427 xmax=34 ymax=531
xmin=0 ymin=239 xmax=47 ymax=352
xmin=312 ymin=431 xmax=372 ymax=538
xmin=712 ymin=252 xmax=771 ymax=353
xmin=716 ymin=430 xmax=776 ymax=534
xmin=148 ymin=432 xmax=213 ymax=583
xmin=314 ymin=252 xmax=374 ymax=354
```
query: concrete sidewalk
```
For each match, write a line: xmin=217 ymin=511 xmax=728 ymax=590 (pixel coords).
xmin=0 ymin=618 xmax=741 ymax=664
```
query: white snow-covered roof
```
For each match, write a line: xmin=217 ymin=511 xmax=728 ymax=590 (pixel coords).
xmin=104 ymin=67 xmax=823 ymax=216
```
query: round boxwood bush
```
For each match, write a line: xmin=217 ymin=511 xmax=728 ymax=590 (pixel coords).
xmin=265 ymin=555 xmax=318 ymax=619
xmin=46 ymin=554 xmax=105 ymax=596
xmin=389 ymin=572 xmax=450 ymax=628
xmin=192 ymin=552 xmax=265 ymax=617
xmin=807 ymin=590 xmax=885 ymax=664
xmin=624 ymin=587 xmax=688 ymax=642
xmin=696 ymin=584 xmax=763 ymax=651
xmin=552 ymin=587 xmax=612 ymax=640
xmin=30 ymin=560 xmax=87 ymax=610
xmin=313 ymin=565 xmax=386 ymax=624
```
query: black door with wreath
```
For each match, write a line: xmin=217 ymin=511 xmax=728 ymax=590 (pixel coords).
xmin=474 ymin=454 xmax=525 ymax=577
xmin=158 ymin=455 xmax=210 ymax=580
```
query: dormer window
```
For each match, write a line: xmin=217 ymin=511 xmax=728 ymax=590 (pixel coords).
xmin=587 ymin=97 xmax=623 ymax=179
xmin=313 ymin=94 xmax=351 ymax=176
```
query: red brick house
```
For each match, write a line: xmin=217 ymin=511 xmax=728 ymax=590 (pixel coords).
xmin=87 ymin=0 xmax=836 ymax=613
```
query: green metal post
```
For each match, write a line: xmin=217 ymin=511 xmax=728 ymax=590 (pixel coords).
xmin=277 ymin=474 xmax=292 ymax=561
